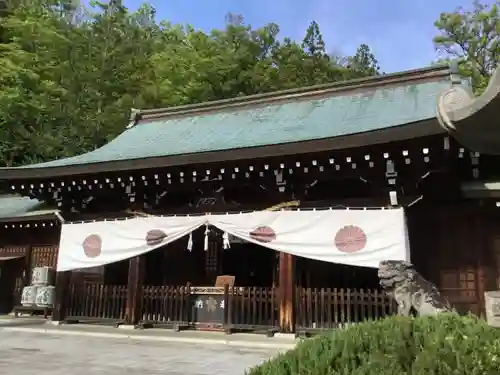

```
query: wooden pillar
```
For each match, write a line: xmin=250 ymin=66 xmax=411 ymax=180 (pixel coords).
xmin=52 ymin=271 xmax=70 ymax=321
xmin=278 ymin=251 xmax=295 ymax=333
xmin=125 ymin=255 xmax=145 ymax=326
xmin=22 ymin=245 xmax=32 ymax=288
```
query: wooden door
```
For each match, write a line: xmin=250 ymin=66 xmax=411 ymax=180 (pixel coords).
xmin=435 ymin=207 xmax=488 ymax=316
xmin=408 ymin=205 xmax=485 ymax=315
xmin=0 ymin=258 xmax=24 ymax=313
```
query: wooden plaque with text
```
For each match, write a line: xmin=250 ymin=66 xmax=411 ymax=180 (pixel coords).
xmin=215 ymin=275 xmax=235 ymax=287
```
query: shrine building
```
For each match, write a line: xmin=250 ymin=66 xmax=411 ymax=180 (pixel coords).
xmin=0 ymin=64 xmax=498 ymax=333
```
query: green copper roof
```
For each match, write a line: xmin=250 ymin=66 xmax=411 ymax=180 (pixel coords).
xmin=23 ymin=83 xmax=448 ymax=169
xmin=0 ymin=195 xmax=56 ymax=221
xmin=8 ymin=65 xmax=465 ymax=172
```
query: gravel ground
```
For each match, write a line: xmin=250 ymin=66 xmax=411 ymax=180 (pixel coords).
xmin=0 ymin=329 xmax=281 ymax=375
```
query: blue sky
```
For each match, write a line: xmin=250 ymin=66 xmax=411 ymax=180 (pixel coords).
xmin=121 ymin=0 xmax=493 ymax=73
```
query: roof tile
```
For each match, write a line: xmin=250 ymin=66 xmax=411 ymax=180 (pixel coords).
xmin=21 ymin=80 xmax=454 ymax=169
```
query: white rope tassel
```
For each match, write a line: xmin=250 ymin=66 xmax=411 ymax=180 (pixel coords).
xmin=204 ymin=225 xmax=209 ymax=251
xmin=187 ymin=232 xmax=193 ymax=252
xmin=222 ymin=231 xmax=230 ymax=250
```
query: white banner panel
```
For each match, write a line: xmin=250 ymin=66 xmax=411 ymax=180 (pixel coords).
xmin=57 ymin=216 xmax=206 ymax=272
xmin=210 ymin=208 xmax=409 ymax=268
xmin=56 ymin=208 xmax=410 ymax=271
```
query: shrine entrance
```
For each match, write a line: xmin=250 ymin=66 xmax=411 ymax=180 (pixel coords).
xmin=0 ymin=257 xmax=23 ymax=314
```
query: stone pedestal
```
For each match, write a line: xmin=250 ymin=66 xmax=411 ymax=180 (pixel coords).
xmin=484 ymin=291 xmax=500 ymax=327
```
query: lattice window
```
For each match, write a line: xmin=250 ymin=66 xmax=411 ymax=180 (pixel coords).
xmin=0 ymin=246 xmax=27 ymax=257
xmin=205 ymin=239 xmax=219 ymax=275
xmin=31 ymin=245 xmax=58 ymax=268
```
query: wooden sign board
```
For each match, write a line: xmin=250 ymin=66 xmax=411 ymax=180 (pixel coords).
xmin=215 ymin=275 xmax=235 ymax=287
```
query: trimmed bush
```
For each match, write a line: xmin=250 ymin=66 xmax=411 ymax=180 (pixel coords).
xmin=247 ymin=314 xmax=500 ymax=375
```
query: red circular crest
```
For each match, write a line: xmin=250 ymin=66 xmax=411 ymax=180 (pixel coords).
xmin=334 ymin=225 xmax=367 ymax=253
xmin=249 ymin=226 xmax=276 ymax=243
xmin=82 ymin=234 xmax=102 ymax=258
xmin=145 ymin=229 xmax=167 ymax=246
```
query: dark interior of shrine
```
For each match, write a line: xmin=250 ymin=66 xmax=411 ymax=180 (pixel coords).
xmin=100 ymin=225 xmax=380 ymax=291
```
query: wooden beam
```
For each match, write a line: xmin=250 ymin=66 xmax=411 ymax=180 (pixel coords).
xmin=125 ymin=255 xmax=145 ymax=326
xmin=278 ymin=251 xmax=295 ymax=333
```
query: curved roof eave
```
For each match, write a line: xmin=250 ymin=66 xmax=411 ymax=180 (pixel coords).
xmin=437 ymin=67 xmax=500 ymax=155
xmin=0 ymin=119 xmax=445 ymax=181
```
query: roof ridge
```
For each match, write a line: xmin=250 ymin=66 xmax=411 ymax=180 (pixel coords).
xmin=133 ymin=64 xmax=451 ymax=124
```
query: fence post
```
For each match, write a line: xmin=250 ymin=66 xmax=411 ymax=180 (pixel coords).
xmin=52 ymin=271 xmax=71 ymax=322
xmin=223 ymin=284 xmax=232 ymax=334
xmin=278 ymin=252 xmax=296 ymax=333
xmin=125 ymin=255 xmax=145 ymax=326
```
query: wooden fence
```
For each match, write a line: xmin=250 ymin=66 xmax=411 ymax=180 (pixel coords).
xmin=141 ymin=286 xmax=191 ymax=325
xmin=66 ymin=284 xmax=127 ymax=322
xmin=226 ymin=287 xmax=279 ymax=330
xmin=63 ymin=284 xmax=394 ymax=331
xmin=140 ymin=286 xmax=279 ymax=331
xmin=295 ymin=287 xmax=397 ymax=330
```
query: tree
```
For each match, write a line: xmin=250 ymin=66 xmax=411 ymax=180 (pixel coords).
xmin=301 ymin=20 xmax=325 ymax=57
xmin=0 ymin=0 xmax=72 ymax=165
xmin=347 ymin=44 xmax=380 ymax=78
xmin=148 ymin=18 xmax=379 ymax=106
xmin=0 ymin=0 xmax=160 ymax=165
xmin=433 ymin=0 xmax=500 ymax=94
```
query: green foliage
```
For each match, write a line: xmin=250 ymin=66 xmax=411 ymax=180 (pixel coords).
xmin=0 ymin=2 xmax=380 ymax=167
xmin=247 ymin=314 xmax=500 ymax=375
xmin=433 ymin=0 xmax=500 ymax=94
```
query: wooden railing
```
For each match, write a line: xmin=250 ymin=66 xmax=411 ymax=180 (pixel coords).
xmin=227 ymin=287 xmax=279 ymax=330
xmin=141 ymin=286 xmax=191 ymax=325
xmin=140 ymin=286 xmax=279 ymax=331
xmin=66 ymin=283 xmax=127 ymax=321
xmin=295 ymin=287 xmax=397 ymax=330
xmin=62 ymin=284 xmax=395 ymax=332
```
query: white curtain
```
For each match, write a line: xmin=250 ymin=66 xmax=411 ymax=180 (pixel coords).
xmin=57 ymin=216 xmax=206 ymax=272
xmin=56 ymin=208 xmax=409 ymax=272
xmin=209 ymin=209 xmax=408 ymax=268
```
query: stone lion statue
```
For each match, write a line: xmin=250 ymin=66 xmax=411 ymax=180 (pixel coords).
xmin=378 ymin=260 xmax=454 ymax=317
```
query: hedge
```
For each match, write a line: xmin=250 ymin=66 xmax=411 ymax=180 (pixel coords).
xmin=247 ymin=314 xmax=500 ymax=375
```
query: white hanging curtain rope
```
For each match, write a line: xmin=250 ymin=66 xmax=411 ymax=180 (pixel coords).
xmin=222 ymin=231 xmax=230 ymax=250
xmin=186 ymin=232 xmax=193 ymax=252
xmin=203 ymin=224 xmax=210 ymax=251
